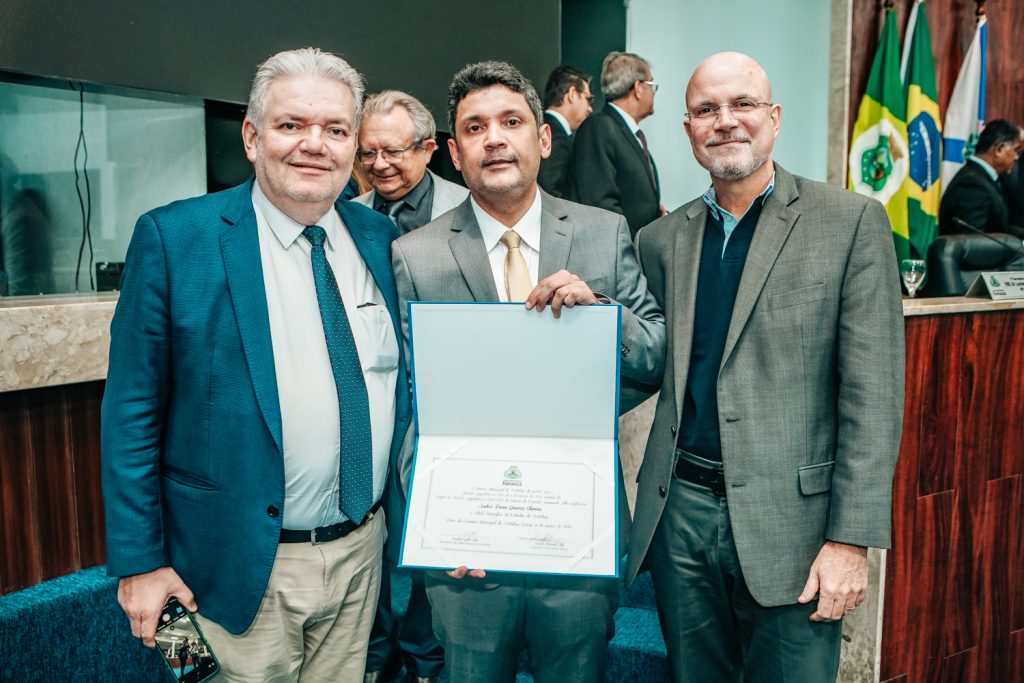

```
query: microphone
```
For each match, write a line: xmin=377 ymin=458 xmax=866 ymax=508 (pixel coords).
xmin=951 ymin=217 xmax=1024 ymax=259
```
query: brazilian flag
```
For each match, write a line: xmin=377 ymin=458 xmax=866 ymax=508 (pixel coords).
xmin=904 ymin=1 xmax=941 ymax=259
xmin=848 ymin=7 xmax=910 ymax=261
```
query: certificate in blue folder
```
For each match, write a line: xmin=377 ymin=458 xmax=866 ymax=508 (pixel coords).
xmin=399 ymin=302 xmax=621 ymax=577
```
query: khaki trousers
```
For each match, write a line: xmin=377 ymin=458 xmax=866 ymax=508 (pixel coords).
xmin=195 ymin=511 xmax=385 ymax=683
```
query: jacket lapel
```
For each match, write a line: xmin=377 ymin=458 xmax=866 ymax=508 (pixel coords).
xmin=337 ymin=200 xmax=399 ymax=317
xmin=448 ymin=200 xmax=499 ymax=301
xmin=538 ymin=192 xmax=572 ymax=278
xmin=219 ymin=180 xmax=283 ymax=454
xmin=720 ymin=166 xmax=800 ymax=369
xmin=672 ymin=202 xmax=707 ymax=420
xmin=605 ymin=106 xmax=659 ymax=196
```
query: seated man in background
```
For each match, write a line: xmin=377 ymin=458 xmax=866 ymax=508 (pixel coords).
xmin=392 ymin=60 xmax=665 ymax=683
xmin=355 ymin=90 xmax=468 ymax=236
xmin=537 ymin=65 xmax=592 ymax=198
xmin=102 ymin=47 xmax=409 ymax=681
xmin=940 ymin=118 xmax=1024 ymax=239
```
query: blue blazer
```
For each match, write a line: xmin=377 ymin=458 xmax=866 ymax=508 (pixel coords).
xmin=101 ymin=179 xmax=411 ymax=634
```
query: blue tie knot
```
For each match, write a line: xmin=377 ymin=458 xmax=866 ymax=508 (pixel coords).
xmin=302 ymin=225 xmax=327 ymax=249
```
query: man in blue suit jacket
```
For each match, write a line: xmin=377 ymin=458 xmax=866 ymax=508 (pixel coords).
xmin=101 ymin=48 xmax=411 ymax=682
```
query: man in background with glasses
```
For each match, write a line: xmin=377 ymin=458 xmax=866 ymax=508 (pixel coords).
xmin=568 ymin=51 xmax=663 ymax=237
xmin=626 ymin=52 xmax=905 ymax=682
xmin=354 ymin=89 xmax=464 ymax=683
xmin=355 ymin=90 xmax=468 ymax=237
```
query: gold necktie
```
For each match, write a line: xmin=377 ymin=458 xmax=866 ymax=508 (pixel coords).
xmin=500 ymin=230 xmax=532 ymax=301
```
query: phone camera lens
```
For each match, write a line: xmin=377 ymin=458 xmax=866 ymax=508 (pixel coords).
xmin=161 ymin=613 xmax=171 ymax=623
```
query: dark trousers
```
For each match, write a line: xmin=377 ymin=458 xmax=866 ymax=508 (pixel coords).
xmin=366 ymin=564 xmax=444 ymax=678
xmin=649 ymin=454 xmax=843 ymax=683
xmin=425 ymin=572 xmax=618 ymax=683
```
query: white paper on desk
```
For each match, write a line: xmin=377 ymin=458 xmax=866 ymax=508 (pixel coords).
xmin=399 ymin=303 xmax=621 ymax=577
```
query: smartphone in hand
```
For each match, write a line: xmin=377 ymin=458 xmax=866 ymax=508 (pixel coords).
xmin=154 ymin=597 xmax=220 ymax=682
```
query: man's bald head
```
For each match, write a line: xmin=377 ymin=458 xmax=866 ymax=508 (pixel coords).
xmin=683 ymin=51 xmax=781 ymax=182
xmin=686 ymin=52 xmax=772 ymax=108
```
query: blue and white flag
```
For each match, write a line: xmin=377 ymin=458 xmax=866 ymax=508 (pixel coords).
xmin=941 ymin=16 xmax=986 ymax=194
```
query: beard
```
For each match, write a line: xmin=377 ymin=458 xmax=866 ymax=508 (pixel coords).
xmin=700 ymin=134 xmax=770 ymax=181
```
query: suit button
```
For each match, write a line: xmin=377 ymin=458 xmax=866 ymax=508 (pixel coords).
xmin=670 ymin=425 xmax=676 ymax=435
xmin=267 ymin=505 xmax=279 ymax=518
xmin=659 ymin=486 xmax=667 ymax=497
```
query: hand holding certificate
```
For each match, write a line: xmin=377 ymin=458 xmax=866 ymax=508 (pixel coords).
xmin=400 ymin=303 xmax=621 ymax=577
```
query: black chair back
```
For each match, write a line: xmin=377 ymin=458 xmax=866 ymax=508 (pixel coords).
xmin=923 ymin=233 xmax=1023 ymax=296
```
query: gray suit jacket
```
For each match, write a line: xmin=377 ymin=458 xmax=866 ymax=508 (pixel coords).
xmin=628 ymin=165 xmax=905 ymax=606
xmin=392 ymin=190 xmax=666 ymax=547
xmin=354 ymin=169 xmax=468 ymax=221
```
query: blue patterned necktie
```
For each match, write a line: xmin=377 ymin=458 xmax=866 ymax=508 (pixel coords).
xmin=302 ymin=225 xmax=373 ymax=523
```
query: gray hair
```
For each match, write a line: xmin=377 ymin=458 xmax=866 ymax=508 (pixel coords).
xmin=246 ymin=47 xmax=365 ymax=130
xmin=600 ymin=51 xmax=651 ymax=101
xmin=362 ymin=90 xmax=437 ymax=145
xmin=447 ymin=60 xmax=544 ymax=134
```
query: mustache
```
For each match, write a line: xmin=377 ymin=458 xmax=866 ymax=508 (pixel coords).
xmin=480 ymin=152 xmax=518 ymax=167
xmin=705 ymin=133 xmax=751 ymax=147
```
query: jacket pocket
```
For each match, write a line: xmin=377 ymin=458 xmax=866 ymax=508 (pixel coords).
xmin=767 ymin=283 xmax=826 ymax=311
xmin=798 ymin=460 xmax=835 ymax=495
xmin=162 ymin=466 xmax=219 ymax=490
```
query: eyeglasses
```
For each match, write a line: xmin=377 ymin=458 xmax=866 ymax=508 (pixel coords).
xmin=641 ymin=80 xmax=659 ymax=93
xmin=685 ymin=100 xmax=773 ymax=120
xmin=357 ymin=140 xmax=422 ymax=165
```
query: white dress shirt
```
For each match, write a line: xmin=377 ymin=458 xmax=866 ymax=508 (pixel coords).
xmin=252 ymin=181 xmax=398 ymax=529
xmin=471 ymin=191 xmax=543 ymax=301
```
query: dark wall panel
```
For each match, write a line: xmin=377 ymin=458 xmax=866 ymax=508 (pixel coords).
xmin=0 ymin=0 xmax=560 ymax=131
xmin=850 ymin=1 xmax=1024 ymax=142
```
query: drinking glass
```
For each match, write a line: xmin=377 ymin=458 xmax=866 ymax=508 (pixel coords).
xmin=900 ymin=259 xmax=926 ymax=298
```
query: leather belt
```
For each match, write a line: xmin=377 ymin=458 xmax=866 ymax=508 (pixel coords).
xmin=674 ymin=449 xmax=727 ymax=497
xmin=279 ymin=500 xmax=381 ymax=544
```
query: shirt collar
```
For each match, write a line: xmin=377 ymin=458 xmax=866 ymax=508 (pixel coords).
xmin=472 ymin=190 xmax=543 ymax=253
xmin=545 ymin=110 xmax=572 ymax=136
xmin=373 ymin=171 xmax=434 ymax=212
xmin=252 ymin=178 xmax=340 ymax=250
xmin=968 ymin=155 xmax=999 ymax=182
xmin=608 ymin=102 xmax=640 ymax=135
xmin=702 ymin=172 xmax=776 ymax=222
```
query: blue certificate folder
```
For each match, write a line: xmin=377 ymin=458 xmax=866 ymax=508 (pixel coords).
xmin=400 ymin=302 xmax=621 ymax=577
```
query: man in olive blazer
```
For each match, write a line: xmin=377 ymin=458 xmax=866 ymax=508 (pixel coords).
xmin=628 ymin=53 xmax=905 ymax=682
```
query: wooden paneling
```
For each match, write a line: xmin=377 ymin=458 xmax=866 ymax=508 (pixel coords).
xmin=0 ymin=381 xmax=105 ymax=594
xmin=850 ymin=1 xmax=1024 ymax=142
xmin=881 ymin=310 xmax=1024 ymax=682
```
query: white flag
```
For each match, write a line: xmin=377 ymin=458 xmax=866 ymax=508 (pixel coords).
xmin=941 ymin=16 xmax=986 ymax=194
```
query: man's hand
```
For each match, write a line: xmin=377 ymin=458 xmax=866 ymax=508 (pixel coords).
xmin=117 ymin=567 xmax=197 ymax=647
xmin=525 ymin=270 xmax=598 ymax=318
xmin=446 ymin=566 xmax=488 ymax=580
xmin=797 ymin=541 xmax=868 ymax=622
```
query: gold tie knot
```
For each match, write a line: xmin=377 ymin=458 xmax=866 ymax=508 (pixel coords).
xmin=500 ymin=230 xmax=522 ymax=250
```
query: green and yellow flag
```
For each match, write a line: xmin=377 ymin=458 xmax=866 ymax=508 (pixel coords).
xmin=848 ymin=7 xmax=910 ymax=261
xmin=903 ymin=1 xmax=941 ymax=259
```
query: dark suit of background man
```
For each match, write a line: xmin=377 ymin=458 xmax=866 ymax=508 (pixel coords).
xmin=391 ymin=60 xmax=665 ymax=683
xmin=101 ymin=48 xmax=411 ymax=682
xmin=354 ymin=89 xmax=468 ymax=683
xmin=940 ymin=118 xmax=1024 ymax=239
xmin=537 ymin=66 xmax=592 ymax=198
xmin=569 ymin=51 xmax=662 ymax=237
xmin=628 ymin=52 xmax=904 ymax=683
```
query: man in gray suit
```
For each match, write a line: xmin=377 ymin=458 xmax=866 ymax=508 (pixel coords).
xmin=392 ymin=60 xmax=664 ymax=683
xmin=355 ymin=90 xmax=468 ymax=234
xmin=628 ymin=52 xmax=904 ymax=682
